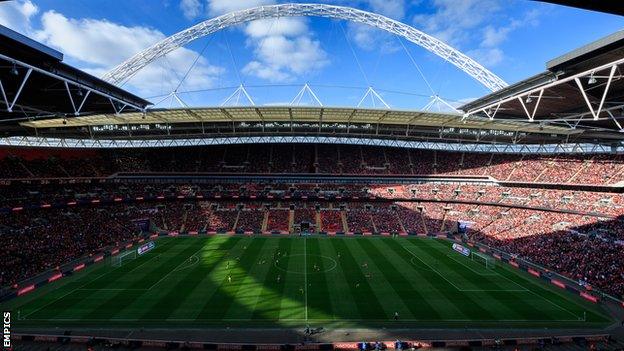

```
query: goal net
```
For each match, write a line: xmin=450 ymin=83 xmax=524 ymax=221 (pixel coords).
xmin=111 ymin=250 xmax=137 ymax=267
xmin=471 ymin=251 xmax=495 ymax=269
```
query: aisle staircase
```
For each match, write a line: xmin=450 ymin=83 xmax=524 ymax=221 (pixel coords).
xmin=340 ymin=211 xmax=349 ymax=232
xmin=261 ymin=211 xmax=269 ymax=232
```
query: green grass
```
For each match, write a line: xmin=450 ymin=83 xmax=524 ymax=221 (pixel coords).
xmin=4 ymin=236 xmax=614 ymax=329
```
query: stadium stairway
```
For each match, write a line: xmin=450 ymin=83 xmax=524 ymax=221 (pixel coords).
xmin=340 ymin=211 xmax=349 ymax=233
xmin=504 ymin=154 xmax=525 ymax=181
xmin=568 ymin=157 xmax=593 ymax=183
xmin=232 ymin=211 xmax=240 ymax=232
xmin=315 ymin=211 xmax=321 ymax=234
xmin=288 ymin=209 xmax=294 ymax=233
xmin=261 ymin=211 xmax=269 ymax=232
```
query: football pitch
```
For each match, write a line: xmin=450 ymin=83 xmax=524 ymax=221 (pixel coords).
xmin=6 ymin=236 xmax=613 ymax=329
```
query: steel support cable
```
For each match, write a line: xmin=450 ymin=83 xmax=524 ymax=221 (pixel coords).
xmin=224 ymin=29 xmax=243 ymax=84
xmin=174 ymin=34 xmax=216 ymax=93
xmin=338 ymin=21 xmax=370 ymax=87
xmin=396 ymin=35 xmax=435 ymax=96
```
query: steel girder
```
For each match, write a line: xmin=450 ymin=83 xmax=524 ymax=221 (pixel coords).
xmin=0 ymin=135 xmax=618 ymax=154
xmin=102 ymin=3 xmax=508 ymax=92
xmin=463 ymin=57 xmax=624 ymax=130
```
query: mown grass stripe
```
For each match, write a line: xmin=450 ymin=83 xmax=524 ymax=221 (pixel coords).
xmin=385 ymin=238 xmax=495 ymax=321
xmin=373 ymin=238 xmax=465 ymax=319
xmin=166 ymin=237 xmax=248 ymax=320
xmin=24 ymin=239 xmax=185 ymax=320
xmin=316 ymin=237 xmax=361 ymax=320
xmin=357 ymin=238 xmax=440 ymax=319
xmin=194 ymin=237 xmax=266 ymax=320
xmin=347 ymin=238 xmax=416 ymax=319
xmin=137 ymin=237 xmax=237 ymax=320
xmin=250 ymin=238 xmax=294 ymax=320
xmin=495 ymin=261 xmax=609 ymax=323
xmin=305 ymin=238 xmax=334 ymax=320
xmin=422 ymin=239 xmax=562 ymax=321
xmin=80 ymin=239 xmax=202 ymax=320
xmin=82 ymin=239 xmax=178 ymax=290
xmin=277 ymin=237 xmax=305 ymax=320
xmin=403 ymin=239 xmax=504 ymax=321
xmin=329 ymin=238 xmax=387 ymax=319
xmin=224 ymin=238 xmax=281 ymax=320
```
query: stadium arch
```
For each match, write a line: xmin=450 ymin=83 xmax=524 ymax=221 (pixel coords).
xmin=101 ymin=3 xmax=508 ymax=92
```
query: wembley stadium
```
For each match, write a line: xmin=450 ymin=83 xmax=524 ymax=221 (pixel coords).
xmin=1 ymin=1 xmax=624 ymax=350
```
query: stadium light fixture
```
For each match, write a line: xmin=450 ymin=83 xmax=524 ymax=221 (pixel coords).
xmin=588 ymin=74 xmax=597 ymax=85
xmin=525 ymin=96 xmax=533 ymax=103
xmin=10 ymin=62 xmax=18 ymax=76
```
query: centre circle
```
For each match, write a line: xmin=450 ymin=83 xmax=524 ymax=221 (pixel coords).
xmin=274 ymin=254 xmax=337 ymax=274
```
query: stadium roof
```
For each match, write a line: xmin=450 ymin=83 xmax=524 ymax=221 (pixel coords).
xmin=0 ymin=25 xmax=150 ymax=134
xmin=21 ymin=106 xmax=572 ymax=134
xmin=534 ymin=0 xmax=624 ymax=16
xmin=13 ymin=106 xmax=596 ymax=147
xmin=460 ymin=30 xmax=624 ymax=138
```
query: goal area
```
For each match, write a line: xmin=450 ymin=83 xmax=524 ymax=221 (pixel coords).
xmin=111 ymin=250 xmax=137 ymax=267
xmin=471 ymin=251 xmax=495 ymax=269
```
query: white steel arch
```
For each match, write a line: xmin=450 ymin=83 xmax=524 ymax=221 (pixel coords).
xmin=102 ymin=3 xmax=508 ymax=92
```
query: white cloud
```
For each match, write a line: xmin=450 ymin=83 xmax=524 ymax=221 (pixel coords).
xmin=348 ymin=23 xmax=400 ymax=53
xmin=467 ymin=47 xmax=504 ymax=67
xmin=0 ymin=0 xmax=38 ymax=35
xmin=413 ymin=0 xmax=542 ymax=67
xmin=481 ymin=25 xmax=512 ymax=48
xmin=180 ymin=0 xmax=203 ymax=20
xmin=202 ymin=0 xmax=329 ymax=82
xmin=126 ymin=50 xmax=225 ymax=97
xmin=36 ymin=11 xmax=165 ymax=67
xmin=243 ymin=34 xmax=329 ymax=82
xmin=366 ymin=0 xmax=406 ymax=19
xmin=481 ymin=9 xmax=541 ymax=48
xmin=413 ymin=0 xmax=502 ymax=47
xmin=245 ymin=18 xmax=308 ymax=38
xmin=34 ymin=10 xmax=224 ymax=97
xmin=340 ymin=0 xmax=407 ymax=51
xmin=207 ymin=0 xmax=275 ymax=16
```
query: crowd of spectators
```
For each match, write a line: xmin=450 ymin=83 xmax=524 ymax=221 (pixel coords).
xmin=0 ymin=206 xmax=142 ymax=287
xmin=346 ymin=204 xmax=375 ymax=233
xmin=320 ymin=210 xmax=343 ymax=233
xmin=434 ymin=203 xmax=624 ymax=298
xmin=2 ymin=145 xmax=623 ymax=185
xmin=235 ymin=206 xmax=265 ymax=233
xmin=266 ymin=209 xmax=290 ymax=232
xmin=370 ymin=205 xmax=404 ymax=233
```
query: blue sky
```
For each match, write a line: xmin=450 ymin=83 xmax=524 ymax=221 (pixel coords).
xmin=1 ymin=0 xmax=622 ymax=110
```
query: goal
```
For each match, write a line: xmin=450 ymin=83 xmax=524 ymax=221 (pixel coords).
xmin=471 ymin=251 xmax=495 ymax=269
xmin=111 ymin=250 xmax=137 ymax=267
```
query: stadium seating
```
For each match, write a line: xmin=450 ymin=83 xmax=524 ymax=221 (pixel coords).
xmin=1 ymin=145 xmax=623 ymax=185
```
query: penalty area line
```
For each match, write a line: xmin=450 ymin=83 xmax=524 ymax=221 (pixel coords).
xmin=147 ymin=246 xmax=205 ymax=290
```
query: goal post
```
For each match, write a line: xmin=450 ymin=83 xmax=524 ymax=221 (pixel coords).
xmin=111 ymin=250 xmax=137 ymax=267
xmin=471 ymin=251 xmax=495 ymax=269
